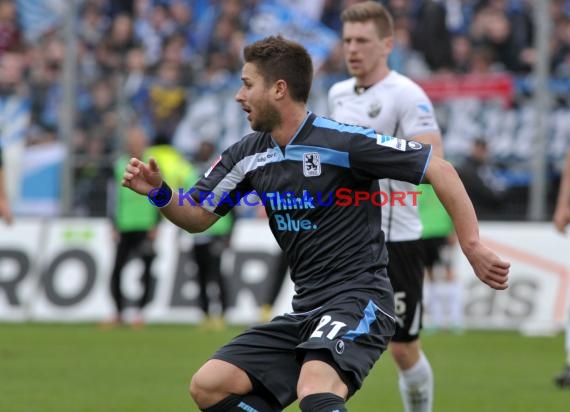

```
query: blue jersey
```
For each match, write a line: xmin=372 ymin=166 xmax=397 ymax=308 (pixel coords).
xmin=192 ymin=112 xmax=432 ymax=311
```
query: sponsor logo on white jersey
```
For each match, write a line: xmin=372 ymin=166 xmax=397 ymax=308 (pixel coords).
xmin=368 ymin=101 xmax=381 ymax=118
xmin=416 ymin=102 xmax=431 ymax=113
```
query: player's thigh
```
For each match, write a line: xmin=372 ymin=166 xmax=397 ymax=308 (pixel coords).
xmin=297 ymin=358 xmax=348 ymax=400
xmin=211 ymin=319 xmax=303 ymax=407
xmin=191 ymin=359 xmax=252 ymax=395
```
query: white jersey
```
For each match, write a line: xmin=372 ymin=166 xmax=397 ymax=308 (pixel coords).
xmin=328 ymin=71 xmax=440 ymax=241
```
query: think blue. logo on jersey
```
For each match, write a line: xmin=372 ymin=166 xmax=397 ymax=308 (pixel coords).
xmin=267 ymin=190 xmax=319 ymax=232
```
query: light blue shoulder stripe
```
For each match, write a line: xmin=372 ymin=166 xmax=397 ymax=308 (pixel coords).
xmin=285 ymin=145 xmax=349 ymax=168
xmin=312 ymin=116 xmax=376 ymax=139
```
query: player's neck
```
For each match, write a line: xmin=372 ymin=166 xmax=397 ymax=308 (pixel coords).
xmin=355 ymin=66 xmax=391 ymax=89
xmin=271 ymin=105 xmax=308 ymax=147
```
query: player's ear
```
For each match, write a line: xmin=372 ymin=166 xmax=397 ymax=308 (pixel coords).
xmin=273 ymin=79 xmax=287 ymax=100
xmin=383 ymin=36 xmax=394 ymax=54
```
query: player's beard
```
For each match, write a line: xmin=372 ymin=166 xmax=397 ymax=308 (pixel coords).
xmin=250 ymin=100 xmax=281 ymax=133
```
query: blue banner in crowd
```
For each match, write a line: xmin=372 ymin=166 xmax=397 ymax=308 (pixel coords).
xmin=16 ymin=0 xmax=65 ymax=42
xmin=0 ymin=95 xmax=30 ymax=148
xmin=16 ymin=142 xmax=65 ymax=217
xmin=246 ymin=1 xmax=339 ymax=70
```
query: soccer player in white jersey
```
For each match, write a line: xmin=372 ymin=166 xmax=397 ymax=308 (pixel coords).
xmin=328 ymin=2 xmax=443 ymax=411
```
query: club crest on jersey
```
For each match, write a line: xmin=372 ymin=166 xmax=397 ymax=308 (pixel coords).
xmin=376 ymin=134 xmax=407 ymax=151
xmin=368 ymin=102 xmax=381 ymax=118
xmin=303 ymin=152 xmax=321 ymax=177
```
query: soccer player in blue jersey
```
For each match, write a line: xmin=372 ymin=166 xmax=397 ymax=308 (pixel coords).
xmin=122 ymin=36 xmax=510 ymax=412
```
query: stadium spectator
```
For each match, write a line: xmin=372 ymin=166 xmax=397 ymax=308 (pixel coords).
xmin=162 ymin=32 xmax=195 ymax=85
xmin=80 ymin=78 xmax=119 ymax=155
xmin=144 ymin=60 xmax=187 ymax=143
xmin=0 ymin=146 xmax=13 ymax=224
xmin=103 ymin=125 xmax=159 ymax=330
xmin=256 ymin=200 xmax=290 ymax=323
xmin=123 ymin=46 xmax=151 ymax=101
xmin=469 ymin=3 xmax=533 ymax=73
xmin=411 ymin=0 xmax=454 ymax=72
xmin=121 ymin=34 xmax=509 ymax=412
xmin=76 ymin=2 xmax=109 ymax=50
xmin=133 ymin=2 xmax=176 ymax=66
xmin=451 ymin=33 xmax=473 ymax=73
xmin=97 ymin=12 xmax=137 ymax=75
xmin=388 ymin=15 xmax=431 ymax=78
xmin=552 ymin=150 xmax=570 ymax=389
xmin=259 ymin=249 xmax=289 ymax=323
xmin=0 ymin=50 xmax=27 ymax=97
xmin=0 ymin=0 xmax=22 ymax=55
xmin=328 ymin=3 xmax=442 ymax=411
xmin=456 ymin=138 xmax=507 ymax=220
xmin=552 ymin=14 xmax=570 ymax=76
xmin=191 ymin=140 xmax=234 ymax=331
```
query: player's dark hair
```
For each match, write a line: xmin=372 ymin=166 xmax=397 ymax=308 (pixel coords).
xmin=341 ymin=1 xmax=394 ymax=39
xmin=243 ymin=35 xmax=313 ymax=103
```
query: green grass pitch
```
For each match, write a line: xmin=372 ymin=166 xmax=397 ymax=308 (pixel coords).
xmin=1 ymin=323 xmax=568 ymax=411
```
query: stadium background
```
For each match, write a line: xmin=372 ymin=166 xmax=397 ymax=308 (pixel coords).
xmin=1 ymin=0 xmax=570 ymax=411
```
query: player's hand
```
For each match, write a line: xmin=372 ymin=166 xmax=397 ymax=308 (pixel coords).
xmin=553 ymin=206 xmax=570 ymax=234
xmin=122 ymin=157 xmax=163 ymax=196
xmin=464 ymin=242 xmax=510 ymax=290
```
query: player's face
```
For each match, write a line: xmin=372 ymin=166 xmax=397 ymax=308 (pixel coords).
xmin=342 ymin=20 xmax=392 ymax=82
xmin=235 ymin=62 xmax=281 ymax=132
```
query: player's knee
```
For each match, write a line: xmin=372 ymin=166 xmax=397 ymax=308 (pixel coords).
xmin=188 ymin=372 xmax=205 ymax=404
xmin=390 ymin=340 xmax=420 ymax=366
xmin=297 ymin=376 xmax=347 ymax=401
xmin=190 ymin=360 xmax=254 ymax=407
xmin=297 ymin=381 xmax=320 ymax=401
xmin=189 ymin=369 xmax=220 ymax=406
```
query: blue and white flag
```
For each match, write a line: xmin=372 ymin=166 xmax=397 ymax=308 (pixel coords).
xmin=246 ymin=1 xmax=339 ymax=70
xmin=15 ymin=0 xmax=67 ymax=42
xmin=0 ymin=95 xmax=30 ymax=148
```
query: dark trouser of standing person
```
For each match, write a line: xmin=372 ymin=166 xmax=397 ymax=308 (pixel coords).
xmin=194 ymin=236 xmax=229 ymax=329
xmin=260 ymin=250 xmax=289 ymax=322
xmin=108 ymin=231 xmax=155 ymax=327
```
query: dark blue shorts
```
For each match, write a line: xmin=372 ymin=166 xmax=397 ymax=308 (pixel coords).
xmin=212 ymin=285 xmax=395 ymax=408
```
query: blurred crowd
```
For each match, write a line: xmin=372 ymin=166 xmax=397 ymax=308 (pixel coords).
xmin=1 ymin=0 xmax=570 ymax=217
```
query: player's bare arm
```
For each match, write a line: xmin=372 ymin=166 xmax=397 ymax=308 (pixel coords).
xmin=0 ymin=169 xmax=13 ymax=225
xmin=425 ymin=155 xmax=510 ymax=290
xmin=122 ymin=157 xmax=219 ymax=233
xmin=410 ymin=131 xmax=443 ymax=158
xmin=553 ymin=152 xmax=570 ymax=233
